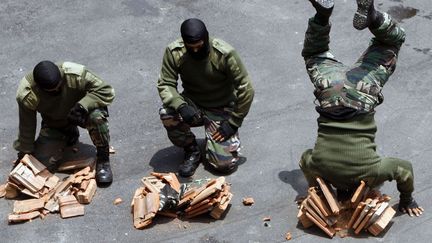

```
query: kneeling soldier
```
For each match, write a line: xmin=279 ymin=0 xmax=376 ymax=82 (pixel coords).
xmin=14 ymin=61 xmax=115 ymax=186
xmin=157 ymin=18 xmax=254 ymax=177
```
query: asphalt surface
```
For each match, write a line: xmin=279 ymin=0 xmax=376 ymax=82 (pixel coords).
xmin=1 ymin=0 xmax=431 ymax=242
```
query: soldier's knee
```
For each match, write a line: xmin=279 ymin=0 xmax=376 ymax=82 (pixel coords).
xmin=87 ymin=109 xmax=109 ymax=125
xmin=159 ymin=107 xmax=181 ymax=128
xmin=169 ymin=136 xmax=195 ymax=148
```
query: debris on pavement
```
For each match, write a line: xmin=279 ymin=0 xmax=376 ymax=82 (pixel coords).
xmin=242 ymin=197 xmax=255 ymax=206
xmin=262 ymin=216 xmax=271 ymax=221
xmin=297 ymin=177 xmax=395 ymax=238
xmin=4 ymin=154 xmax=97 ymax=223
xmin=114 ymin=198 xmax=123 ymax=205
xmin=285 ymin=232 xmax=292 ymax=240
xmin=131 ymin=173 xmax=233 ymax=229
xmin=0 ymin=183 xmax=6 ymax=198
xmin=109 ymin=146 xmax=116 ymax=154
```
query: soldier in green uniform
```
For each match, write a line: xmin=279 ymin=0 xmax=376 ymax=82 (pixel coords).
xmin=157 ymin=18 xmax=254 ymax=177
xmin=299 ymin=0 xmax=424 ymax=216
xmin=14 ymin=60 xmax=115 ymax=185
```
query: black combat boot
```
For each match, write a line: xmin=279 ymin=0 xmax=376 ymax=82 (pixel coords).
xmin=353 ymin=0 xmax=384 ymax=30
xmin=96 ymin=146 xmax=113 ymax=185
xmin=178 ymin=141 xmax=201 ymax=177
xmin=309 ymin=0 xmax=334 ymax=26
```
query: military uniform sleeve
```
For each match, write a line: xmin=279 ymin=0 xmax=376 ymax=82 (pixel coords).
xmin=78 ymin=70 xmax=115 ymax=111
xmin=157 ymin=47 xmax=186 ymax=110
xmin=14 ymin=101 xmax=37 ymax=153
xmin=226 ymin=50 xmax=254 ymax=128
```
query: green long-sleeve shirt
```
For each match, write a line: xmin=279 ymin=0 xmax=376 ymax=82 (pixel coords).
xmin=14 ymin=62 xmax=115 ymax=153
xmin=157 ymin=38 xmax=254 ymax=127
xmin=309 ymin=113 xmax=414 ymax=202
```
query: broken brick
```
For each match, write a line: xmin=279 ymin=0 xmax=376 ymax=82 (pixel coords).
xmin=242 ymin=197 xmax=255 ymax=206
xmin=114 ymin=198 xmax=123 ymax=205
xmin=76 ymin=179 xmax=97 ymax=204
xmin=57 ymin=158 xmax=95 ymax=172
xmin=13 ymin=198 xmax=45 ymax=214
xmin=8 ymin=211 xmax=40 ymax=223
xmin=58 ymin=195 xmax=84 ymax=218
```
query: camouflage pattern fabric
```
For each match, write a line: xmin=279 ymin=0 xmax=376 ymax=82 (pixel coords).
xmin=87 ymin=108 xmax=110 ymax=147
xmin=302 ymin=13 xmax=405 ymax=113
xmin=160 ymin=98 xmax=241 ymax=171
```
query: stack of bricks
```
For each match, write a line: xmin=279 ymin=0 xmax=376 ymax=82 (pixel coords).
xmin=132 ymin=172 xmax=180 ymax=229
xmin=8 ymin=154 xmax=60 ymax=199
xmin=180 ymin=177 xmax=232 ymax=220
xmin=297 ymin=177 xmax=396 ymax=238
xmin=347 ymin=181 xmax=395 ymax=236
xmin=132 ymin=174 xmax=233 ymax=229
xmin=5 ymin=154 xmax=97 ymax=223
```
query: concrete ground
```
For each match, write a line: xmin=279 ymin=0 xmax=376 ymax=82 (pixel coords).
xmin=1 ymin=0 xmax=431 ymax=242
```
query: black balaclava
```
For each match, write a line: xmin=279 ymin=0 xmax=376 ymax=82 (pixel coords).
xmin=33 ymin=60 xmax=62 ymax=94
xmin=180 ymin=18 xmax=210 ymax=60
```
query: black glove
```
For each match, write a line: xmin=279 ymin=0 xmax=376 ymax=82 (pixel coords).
xmin=159 ymin=184 xmax=179 ymax=211
xmin=178 ymin=104 xmax=200 ymax=125
xmin=212 ymin=120 xmax=238 ymax=142
xmin=67 ymin=103 xmax=88 ymax=128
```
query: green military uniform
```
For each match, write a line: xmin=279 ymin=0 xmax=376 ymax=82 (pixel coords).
xmin=14 ymin=62 xmax=115 ymax=155
xmin=157 ymin=38 xmax=254 ymax=170
xmin=299 ymin=13 xmax=414 ymax=205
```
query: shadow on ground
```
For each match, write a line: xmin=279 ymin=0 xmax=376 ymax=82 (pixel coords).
xmin=278 ymin=169 xmax=308 ymax=201
xmin=32 ymin=138 xmax=95 ymax=172
xmin=149 ymin=139 xmax=246 ymax=180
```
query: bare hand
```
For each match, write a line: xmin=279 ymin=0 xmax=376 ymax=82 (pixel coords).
xmin=399 ymin=200 xmax=424 ymax=217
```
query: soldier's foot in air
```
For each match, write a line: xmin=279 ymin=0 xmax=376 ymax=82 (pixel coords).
xmin=178 ymin=144 xmax=201 ymax=177
xmin=399 ymin=199 xmax=424 ymax=217
xmin=353 ymin=0 xmax=376 ymax=30
xmin=309 ymin=0 xmax=334 ymax=17
xmin=95 ymin=146 xmax=113 ymax=186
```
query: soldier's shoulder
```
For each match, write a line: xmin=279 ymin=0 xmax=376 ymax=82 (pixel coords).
xmin=166 ymin=38 xmax=186 ymax=64
xmin=61 ymin=62 xmax=86 ymax=76
xmin=212 ymin=38 xmax=235 ymax=55
xmin=167 ymin=38 xmax=185 ymax=51
xmin=16 ymin=74 xmax=38 ymax=110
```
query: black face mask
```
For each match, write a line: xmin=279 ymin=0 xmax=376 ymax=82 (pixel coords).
xmin=185 ymin=41 xmax=210 ymax=60
xmin=180 ymin=18 xmax=210 ymax=60
xmin=43 ymin=88 xmax=62 ymax=96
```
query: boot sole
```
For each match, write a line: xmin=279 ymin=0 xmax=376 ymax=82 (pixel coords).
xmin=312 ymin=0 xmax=334 ymax=9
xmin=96 ymin=178 xmax=113 ymax=188
xmin=353 ymin=0 xmax=373 ymax=30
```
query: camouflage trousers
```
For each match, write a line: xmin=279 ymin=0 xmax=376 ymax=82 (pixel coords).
xmin=302 ymin=13 xmax=406 ymax=111
xmin=37 ymin=108 xmax=110 ymax=148
xmin=159 ymin=100 xmax=241 ymax=172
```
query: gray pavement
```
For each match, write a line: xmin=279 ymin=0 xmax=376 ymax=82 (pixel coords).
xmin=1 ymin=0 xmax=431 ymax=242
